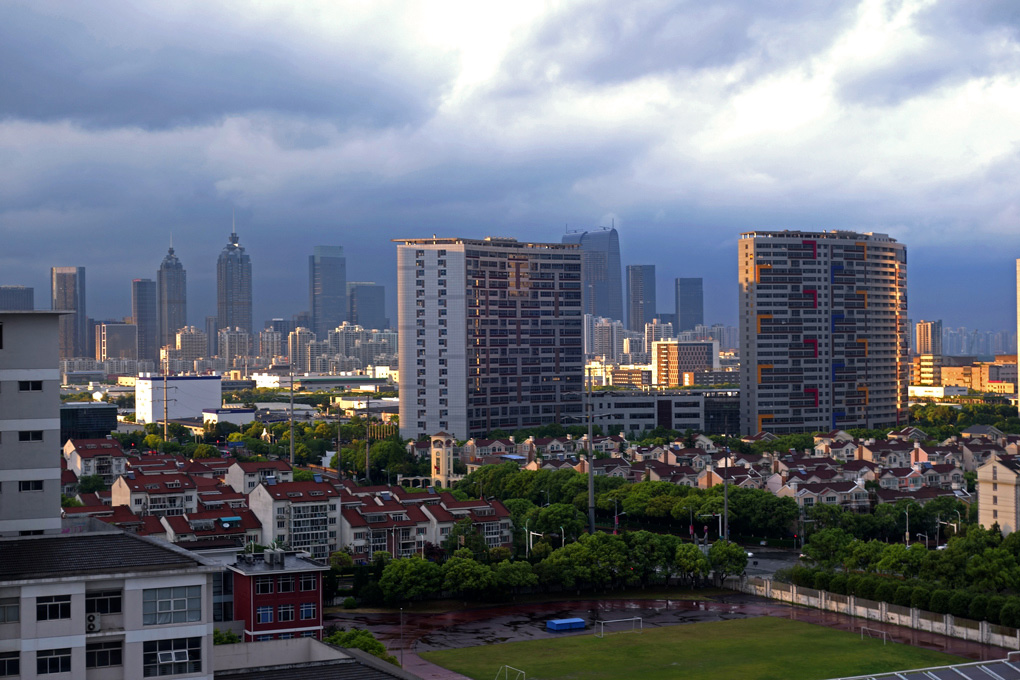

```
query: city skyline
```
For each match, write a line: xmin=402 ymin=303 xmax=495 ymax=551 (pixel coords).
xmin=2 ymin=4 xmax=1019 ymax=331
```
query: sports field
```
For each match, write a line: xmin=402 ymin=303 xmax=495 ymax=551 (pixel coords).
xmin=420 ymin=616 xmax=966 ymax=680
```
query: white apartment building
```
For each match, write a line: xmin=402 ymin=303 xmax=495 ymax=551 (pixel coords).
xmin=135 ymin=375 xmax=222 ymax=425
xmin=62 ymin=438 xmax=128 ymax=487
xmin=395 ymin=236 xmax=584 ymax=440
xmin=247 ymin=482 xmax=340 ymax=560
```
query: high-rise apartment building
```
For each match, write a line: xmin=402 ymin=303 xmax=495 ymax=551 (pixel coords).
xmin=562 ymin=227 xmax=623 ymax=322
xmin=651 ymin=340 xmax=719 ymax=387
xmin=347 ymin=281 xmax=388 ymax=330
xmin=51 ymin=266 xmax=87 ymax=359
xmin=591 ymin=316 xmax=626 ymax=363
xmin=739 ymin=230 xmax=908 ymax=435
xmin=95 ymin=322 xmax=137 ymax=361
xmin=626 ymin=265 xmax=656 ymax=332
xmin=674 ymin=277 xmax=704 ymax=333
xmin=259 ymin=328 xmax=283 ymax=360
xmin=644 ymin=318 xmax=674 ymax=353
xmin=309 ymin=246 xmax=346 ymax=337
xmin=218 ymin=327 xmax=252 ymax=364
xmin=156 ymin=243 xmax=187 ymax=349
xmin=396 ymin=236 xmax=583 ymax=439
xmin=176 ymin=326 xmax=208 ymax=363
xmin=0 ymin=285 xmax=33 ymax=310
xmin=0 ymin=311 xmax=64 ymax=535
xmin=916 ymin=319 xmax=943 ymax=356
xmin=216 ymin=228 xmax=252 ymax=340
xmin=288 ymin=327 xmax=316 ymax=371
xmin=131 ymin=278 xmax=158 ymax=361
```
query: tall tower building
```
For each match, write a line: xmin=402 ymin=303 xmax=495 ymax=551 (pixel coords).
xmin=0 ymin=285 xmax=33 ymax=310
xmin=347 ymin=281 xmax=388 ymax=330
xmin=309 ymin=246 xmax=346 ymax=337
xmin=50 ymin=266 xmax=87 ymax=359
xmin=396 ymin=236 xmax=583 ymax=440
xmin=562 ymin=227 xmax=623 ymax=322
xmin=156 ymin=243 xmax=187 ymax=350
xmin=626 ymin=265 xmax=656 ymax=332
xmin=176 ymin=326 xmax=208 ymax=363
xmin=131 ymin=278 xmax=158 ymax=362
xmin=217 ymin=227 xmax=253 ymax=340
xmin=95 ymin=322 xmax=138 ymax=361
xmin=288 ymin=327 xmax=316 ymax=371
xmin=916 ymin=319 xmax=943 ymax=356
xmin=674 ymin=277 xmax=704 ymax=333
xmin=739 ymin=230 xmax=908 ymax=435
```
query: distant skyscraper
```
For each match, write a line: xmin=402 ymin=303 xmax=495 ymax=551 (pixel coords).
xmin=916 ymin=320 xmax=943 ymax=356
xmin=51 ymin=266 xmax=87 ymax=359
xmin=739 ymin=230 xmax=908 ymax=435
xmin=562 ymin=227 xmax=623 ymax=322
xmin=309 ymin=245 xmax=346 ymax=337
xmin=217 ymin=227 xmax=253 ymax=340
xmin=626 ymin=265 xmax=656 ymax=332
xmin=205 ymin=315 xmax=218 ymax=357
xmin=157 ymin=243 xmax=187 ymax=350
xmin=674 ymin=278 xmax=704 ymax=333
xmin=95 ymin=322 xmax=137 ymax=361
xmin=0 ymin=285 xmax=33 ymax=310
xmin=131 ymin=278 xmax=158 ymax=362
xmin=347 ymin=281 xmax=387 ymax=330
xmin=396 ymin=236 xmax=583 ymax=440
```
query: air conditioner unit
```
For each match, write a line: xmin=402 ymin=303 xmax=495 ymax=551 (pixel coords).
xmin=85 ymin=613 xmax=102 ymax=633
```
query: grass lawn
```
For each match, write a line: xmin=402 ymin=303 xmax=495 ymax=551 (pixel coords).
xmin=420 ymin=617 xmax=966 ymax=680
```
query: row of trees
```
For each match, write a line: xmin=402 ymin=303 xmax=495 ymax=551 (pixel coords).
xmin=366 ymin=532 xmax=748 ymax=605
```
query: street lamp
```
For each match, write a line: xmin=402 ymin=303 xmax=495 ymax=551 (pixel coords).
xmin=916 ymin=532 xmax=929 ymax=549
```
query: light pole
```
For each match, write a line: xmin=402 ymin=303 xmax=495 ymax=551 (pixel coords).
xmin=904 ymin=507 xmax=910 ymax=545
xmin=399 ymin=607 xmax=404 ymax=667
xmin=955 ymin=509 xmax=962 ymax=534
xmin=916 ymin=532 xmax=929 ymax=549
xmin=542 ymin=490 xmax=550 ymax=507
xmin=586 ymin=365 xmax=595 ymax=535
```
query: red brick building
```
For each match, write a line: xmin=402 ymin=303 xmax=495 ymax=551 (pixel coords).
xmin=228 ymin=549 xmax=328 ymax=641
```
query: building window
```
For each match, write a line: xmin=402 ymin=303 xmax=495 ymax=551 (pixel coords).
xmin=142 ymin=586 xmax=201 ymax=625
xmin=256 ymin=606 xmax=273 ymax=624
xmin=301 ymin=630 xmax=316 ymax=638
xmin=36 ymin=595 xmax=71 ymax=620
xmin=18 ymin=380 xmax=42 ymax=391
xmin=86 ymin=641 xmax=123 ymax=668
xmin=299 ymin=574 xmax=317 ymax=591
xmin=255 ymin=576 xmax=274 ymax=594
xmin=0 ymin=652 xmax=18 ymax=677
xmin=86 ymin=590 xmax=122 ymax=615
xmin=18 ymin=431 xmax=43 ymax=442
xmin=277 ymin=576 xmax=294 ymax=593
xmin=278 ymin=604 xmax=294 ymax=622
xmin=300 ymin=603 xmax=316 ymax=620
xmin=256 ymin=635 xmax=272 ymax=642
xmin=36 ymin=648 xmax=71 ymax=674
xmin=279 ymin=633 xmax=293 ymax=640
xmin=0 ymin=598 xmax=18 ymax=623
xmin=142 ymin=637 xmax=201 ymax=677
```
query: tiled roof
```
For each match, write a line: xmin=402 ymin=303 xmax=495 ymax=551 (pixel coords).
xmin=68 ymin=438 xmax=126 ymax=458
xmin=0 ymin=532 xmax=203 ymax=580
xmin=262 ymin=481 xmax=339 ymax=501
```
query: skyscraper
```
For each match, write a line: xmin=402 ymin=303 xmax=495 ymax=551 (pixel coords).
xmin=396 ymin=236 xmax=583 ymax=440
xmin=309 ymin=246 xmax=346 ymax=337
xmin=0 ymin=285 xmax=33 ymax=310
xmin=626 ymin=265 xmax=656 ymax=332
xmin=347 ymin=281 xmax=387 ymax=330
xmin=50 ymin=266 xmax=87 ymax=359
xmin=674 ymin=277 xmax=704 ymax=333
xmin=562 ymin=227 xmax=623 ymax=322
xmin=95 ymin=322 xmax=138 ymax=361
xmin=739 ymin=230 xmax=908 ymax=435
xmin=217 ymin=227 xmax=252 ymax=340
xmin=915 ymin=319 xmax=943 ymax=355
xmin=156 ymin=243 xmax=187 ymax=350
xmin=131 ymin=278 xmax=158 ymax=361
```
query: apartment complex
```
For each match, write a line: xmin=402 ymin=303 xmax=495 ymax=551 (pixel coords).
xmin=395 ymin=236 xmax=584 ymax=440
xmin=739 ymin=230 xmax=908 ymax=435
xmin=916 ymin=319 xmax=943 ymax=356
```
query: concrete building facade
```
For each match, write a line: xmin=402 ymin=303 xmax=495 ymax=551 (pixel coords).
xmin=739 ymin=230 xmax=908 ymax=435
xmin=396 ymin=236 xmax=584 ymax=440
xmin=309 ymin=246 xmax=346 ymax=338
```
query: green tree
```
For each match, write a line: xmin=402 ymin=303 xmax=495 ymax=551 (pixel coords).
xmin=708 ymin=540 xmax=747 ymax=580
xmin=379 ymin=557 xmax=442 ymax=603
xmin=192 ymin=443 xmax=219 ymax=459
xmin=61 ymin=494 xmax=83 ymax=508
xmin=442 ymin=556 xmax=495 ymax=599
xmin=674 ymin=543 xmax=710 ymax=587
xmin=213 ymin=628 xmax=241 ymax=645
xmin=493 ymin=559 xmax=538 ymax=596
xmin=442 ymin=518 xmax=488 ymax=557
xmin=803 ymin=528 xmax=853 ymax=571
xmin=77 ymin=475 xmax=107 ymax=494
xmin=323 ymin=628 xmax=398 ymax=666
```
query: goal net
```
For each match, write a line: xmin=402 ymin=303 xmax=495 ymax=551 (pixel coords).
xmin=594 ymin=617 xmax=643 ymax=638
xmin=860 ymin=626 xmax=889 ymax=645
xmin=494 ymin=665 xmax=525 ymax=680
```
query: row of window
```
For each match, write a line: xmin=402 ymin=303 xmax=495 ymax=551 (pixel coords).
xmin=254 ymin=573 xmax=317 ymax=594
xmin=255 ymin=631 xmax=318 ymax=641
xmin=19 ymin=587 xmax=197 ymax=624
xmin=255 ymin=602 xmax=317 ymax=623
xmin=0 ymin=638 xmax=188 ymax=677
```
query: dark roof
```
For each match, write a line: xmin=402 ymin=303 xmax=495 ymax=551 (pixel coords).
xmin=0 ymin=531 xmax=204 ymax=581
xmin=215 ymin=648 xmax=418 ymax=680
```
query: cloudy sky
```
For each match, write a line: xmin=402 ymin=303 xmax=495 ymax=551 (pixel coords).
xmin=2 ymin=0 xmax=1019 ymax=331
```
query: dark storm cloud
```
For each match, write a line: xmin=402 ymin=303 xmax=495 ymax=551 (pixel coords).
xmin=0 ymin=3 xmax=453 ymax=130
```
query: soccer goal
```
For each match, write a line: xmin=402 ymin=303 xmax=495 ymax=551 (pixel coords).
xmin=494 ymin=665 xmax=525 ymax=680
xmin=860 ymin=626 xmax=890 ymax=645
xmin=594 ymin=617 xmax=643 ymax=638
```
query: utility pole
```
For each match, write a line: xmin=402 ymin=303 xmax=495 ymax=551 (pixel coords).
xmin=723 ymin=447 xmax=729 ymax=542
xmin=162 ymin=354 xmax=169 ymax=443
xmin=364 ymin=394 xmax=371 ymax=484
xmin=587 ymin=363 xmax=595 ymax=535
xmin=289 ymin=363 xmax=295 ymax=466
